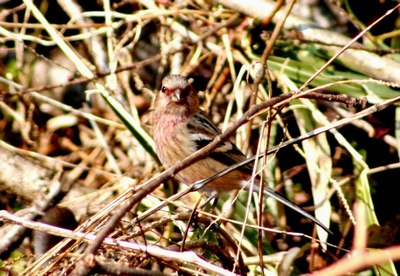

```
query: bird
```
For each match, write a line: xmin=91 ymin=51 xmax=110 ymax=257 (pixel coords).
xmin=152 ymin=74 xmax=330 ymax=233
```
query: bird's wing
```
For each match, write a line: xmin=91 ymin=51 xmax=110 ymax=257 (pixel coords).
xmin=187 ymin=111 xmax=254 ymax=174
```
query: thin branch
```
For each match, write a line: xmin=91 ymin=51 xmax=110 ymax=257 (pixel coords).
xmin=0 ymin=210 xmax=235 ymax=276
xmin=312 ymin=245 xmax=400 ymax=275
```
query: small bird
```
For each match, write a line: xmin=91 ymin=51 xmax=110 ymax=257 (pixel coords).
xmin=152 ymin=74 xmax=330 ymax=233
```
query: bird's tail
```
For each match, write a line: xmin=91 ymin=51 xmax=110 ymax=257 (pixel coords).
xmin=248 ymin=183 xmax=332 ymax=234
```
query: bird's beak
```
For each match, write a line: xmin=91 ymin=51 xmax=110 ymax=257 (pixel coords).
xmin=171 ymin=89 xmax=181 ymax=102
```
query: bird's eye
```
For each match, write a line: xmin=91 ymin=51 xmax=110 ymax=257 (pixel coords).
xmin=161 ymin=86 xmax=167 ymax=93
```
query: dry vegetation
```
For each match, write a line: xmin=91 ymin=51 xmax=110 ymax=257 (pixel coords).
xmin=1 ymin=0 xmax=400 ymax=275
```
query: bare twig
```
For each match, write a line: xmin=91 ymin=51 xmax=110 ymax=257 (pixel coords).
xmin=0 ymin=210 xmax=235 ymax=276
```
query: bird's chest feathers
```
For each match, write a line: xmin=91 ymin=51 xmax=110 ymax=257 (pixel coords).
xmin=155 ymin=112 xmax=188 ymax=138
xmin=154 ymin=113 xmax=195 ymax=163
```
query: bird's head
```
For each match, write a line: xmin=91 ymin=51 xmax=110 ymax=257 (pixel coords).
xmin=155 ymin=74 xmax=199 ymax=113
